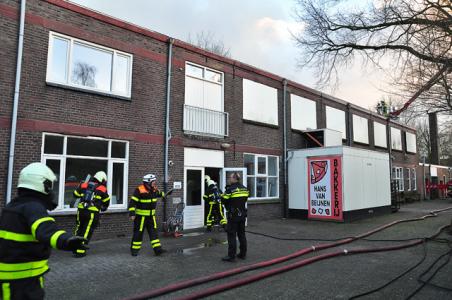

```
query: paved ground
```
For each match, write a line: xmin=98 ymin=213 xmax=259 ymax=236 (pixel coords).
xmin=45 ymin=199 xmax=452 ymax=300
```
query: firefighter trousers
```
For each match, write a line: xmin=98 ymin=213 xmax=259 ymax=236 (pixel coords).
xmin=73 ymin=209 xmax=99 ymax=255
xmin=131 ymin=215 xmax=162 ymax=254
xmin=206 ymin=201 xmax=227 ymax=228
xmin=1 ymin=276 xmax=45 ymax=300
xmin=226 ymin=219 xmax=247 ymax=258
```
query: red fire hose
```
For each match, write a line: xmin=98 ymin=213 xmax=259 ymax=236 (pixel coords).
xmin=177 ymin=225 xmax=448 ymax=300
xmin=124 ymin=207 xmax=452 ymax=300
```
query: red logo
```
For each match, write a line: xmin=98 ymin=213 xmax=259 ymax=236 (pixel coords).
xmin=311 ymin=161 xmax=328 ymax=184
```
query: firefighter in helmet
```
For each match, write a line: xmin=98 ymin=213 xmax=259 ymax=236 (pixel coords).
xmin=204 ymin=175 xmax=227 ymax=231
xmin=0 ymin=162 xmax=86 ymax=299
xmin=72 ymin=171 xmax=110 ymax=257
xmin=128 ymin=174 xmax=166 ymax=256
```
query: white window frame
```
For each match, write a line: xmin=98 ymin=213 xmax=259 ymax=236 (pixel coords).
xmin=412 ymin=168 xmax=417 ymax=191
xmin=185 ymin=61 xmax=224 ymax=111
xmin=406 ymin=168 xmax=411 ymax=191
xmin=242 ymin=79 xmax=278 ymax=126
xmin=46 ymin=32 xmax=133 ymax=98
xmin=41 ymin=133 xmax=129 ymax=212
xmin=405 ymin=132 xmax=417 ymax=153
xmin=392 ymin=167 xmax=404 ymax=192
xmin=244 ymin=153 xmax=279 ymax=200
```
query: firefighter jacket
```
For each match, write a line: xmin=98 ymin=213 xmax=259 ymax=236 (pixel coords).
xmin=128 ymin=185 xmax=165 ymax=217
xmin=73 ymin=181 xmax=110 ymax=212
xmin=222 ymin=182 xmax=249 ymax=221
xmin=203 ymin=184 xmax=222 ymax=204
xmin=0 ymin=190 xmax=73 ymax=281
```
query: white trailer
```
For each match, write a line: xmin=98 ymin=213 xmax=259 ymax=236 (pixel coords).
xmin=288 ymin=146 xmax=391 ymax=221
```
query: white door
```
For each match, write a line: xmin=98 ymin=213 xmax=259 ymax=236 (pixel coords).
xmin=183 ymin=167 xmax=205 ymax=229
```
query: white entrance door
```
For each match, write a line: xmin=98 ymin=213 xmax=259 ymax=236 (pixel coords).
xmin=184 ymin=167 xmax=205 ymax=229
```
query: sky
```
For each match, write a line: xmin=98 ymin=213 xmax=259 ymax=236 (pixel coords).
xmin=69 ymin=0 xmax=390 ymax=110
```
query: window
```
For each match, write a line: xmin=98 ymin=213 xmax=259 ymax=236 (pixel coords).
xmin=46 ymin=32 xmax=133 ymax=98
xmin=406 ymin=168 xmax=411 ymax=191
xmin=291 ymin=94 xmax=317 ymax=131
xmin=353 ymin=115 xmax=369 ymax=144
xmin=185 ymin=62 xmax=223 ymax=111
xmin=243 ymin=79 xmax=278 ymax=125
xmin=326 ymin=106 xmax=346 ymax=139
xmin=392 ymin=167 xmax=404 ymax=191
xmin=373 ymin=122 xmax=387 ymax=148
xmin=391 ymin=128 xmax=402 ymax=150
xmin=244 ymin=154 xmax=279 ymax=199
xmin=42 ymin=133 xmax=129 ymax=211
xmin=412 ymin=168 xmax=417 ymax=191
xmin=406 ymin=132 xmax=417 ymax=153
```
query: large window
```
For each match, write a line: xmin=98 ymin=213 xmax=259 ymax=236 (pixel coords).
xmin=391 ymin=128 xmax=402 ymax=150
xmin=406 ymin=132 xmax=417 ymax=153
xmin=412 ymin=168 xmax=417 ymax=191
xmin=326 ymin=106 xmax=346 ymax=139
xmin=244 ymin=154 xmax=279 ymax=199
xmin=373 ymin=121 xmax=387 ymax=148
xmin=392 ymin=167 xmax=404 ymax=192
xmin=185 ymin=62 xmax=223 ymax=111
xmin=46 ymin=32 xmax=133 ymax=98
xmin=353 ymin=115 xmax=369 ymax=144
xmin=291 ymin=94 xmax=317 ymax=131
xmin=42 ymin=133 xmax=129 ymax=211
xmin=243 ymin=79 xmax=278 ymax=125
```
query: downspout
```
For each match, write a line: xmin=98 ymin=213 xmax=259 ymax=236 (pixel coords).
xmin=6 ymin=0 xmax=26 ymax=203
xmin=346 ymin=103 xmax=352 ymax=146
xmin=163 ymin=38 xmax=174 ymax=222
xmin=282 ymin=79 xmax=288 ymax=218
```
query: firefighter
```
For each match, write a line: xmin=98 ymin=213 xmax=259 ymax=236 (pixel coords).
xmin=204 ymin=175 xmax=227 ymax=231
xmin=221 ymin=172 xmax=249 ymax=262
xmin=72 ymin=171 xmax=110 ymax=257
xmin=0 ymin=162 xmax=86 ymax=299
xmin=128 ymin=174 xmax=166 ymax=256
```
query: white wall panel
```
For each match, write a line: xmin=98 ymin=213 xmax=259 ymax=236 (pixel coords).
xmin=326 ymin=106 xmax=346 ymax=138
xmin=353 ymin=115 xmax=369 ymax=144
xmin=406 ymin=132 xmax=417 ymax=153
xmin=243 ymin=79 xmax=278 ymax=125
xmin=373 ymin=121 xmax=387 ymax=148
xmin=391 ymin=128 xmax=402 ymax=150
xmin=291 ymin=94 xmax=317 ymax=130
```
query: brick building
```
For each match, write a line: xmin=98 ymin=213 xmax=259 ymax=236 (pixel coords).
xmin=1 ymin=0 xmax=419 ymax=239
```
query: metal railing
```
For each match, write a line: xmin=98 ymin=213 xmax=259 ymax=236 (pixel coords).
xmin=183 ymin=104 xmax=229 ymax=137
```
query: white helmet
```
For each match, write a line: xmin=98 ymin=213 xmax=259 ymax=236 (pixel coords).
xmin=18 ymin=162 xmax=57 ymax=195
xmin=94 ymin=171 xmax=107 ymax=184
xmin=143 ymin=174 xmax=157 ymax=183
xmin=204 ymin=175 xmax=211 ymax=182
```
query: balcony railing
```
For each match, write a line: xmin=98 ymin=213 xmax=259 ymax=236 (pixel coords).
xmin=183 ymin=104 xmax=229 ymax=137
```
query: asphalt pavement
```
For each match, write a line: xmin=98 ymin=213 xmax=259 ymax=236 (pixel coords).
xmin=45 ymin=199 xmax=452 ymax=300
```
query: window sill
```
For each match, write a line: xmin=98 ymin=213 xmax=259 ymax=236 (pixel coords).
xmin=248 ymin=198 xmax=281 ymax=204
xmin=242 ymin=119 xmax=279 ymax=129
xmin=46 ymin=81 xmax=131 ymax=101
xmin=50 ymin=208 xmax=128 ymax=216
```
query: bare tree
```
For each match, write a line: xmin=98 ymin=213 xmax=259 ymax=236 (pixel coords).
xmin=72 ymin=62 xmax=97 ymax=88
xmin=187 ymin=31 xmax=231 ymax=57
xmin=293 ymin=0 xmax=452 ymax=113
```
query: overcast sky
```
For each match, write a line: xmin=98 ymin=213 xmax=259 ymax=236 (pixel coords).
xmin=70 ymin=0 xmax=389 ymax=110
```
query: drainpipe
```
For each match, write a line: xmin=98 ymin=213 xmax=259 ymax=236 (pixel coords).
xmin=282 ymin=79 xmax=288 ymax=218
xmin=6 ymin=0 xmax=26 ymax=204
xmin=346 ymin=103 xmax=352 ymax=146
xmin=163 ymin=38 xmax=174 ymax=222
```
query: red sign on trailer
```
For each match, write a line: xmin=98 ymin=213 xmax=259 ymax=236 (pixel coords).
xmin=308 ymin=156 xmax=343 ymax=221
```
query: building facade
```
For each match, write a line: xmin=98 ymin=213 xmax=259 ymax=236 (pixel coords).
xmin=1 ymin=0 xmax=419 ymax=239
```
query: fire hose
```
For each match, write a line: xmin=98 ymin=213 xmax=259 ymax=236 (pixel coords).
xmin=176 ymin=225 xmax=449 ymax=300
xmin=123 ymin=207 xmax=452 ymax=300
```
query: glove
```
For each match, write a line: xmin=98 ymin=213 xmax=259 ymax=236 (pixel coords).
xmin=64 ymin=236 xmax=88 ymax=251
